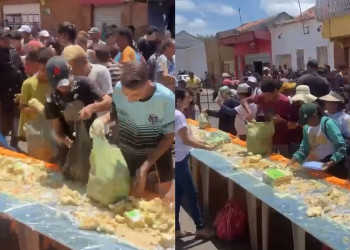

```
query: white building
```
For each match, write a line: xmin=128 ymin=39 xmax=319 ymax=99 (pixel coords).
xmin=270 ymin=7 xmax=334 ymax=71
xmin=175 ymin=31 xmax=207 ymax=79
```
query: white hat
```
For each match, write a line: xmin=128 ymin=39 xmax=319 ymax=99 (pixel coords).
xmin=39 ymin=30 xmax=50 ymax=37
xmin=222 ymin=73 xmax=230 ymax=78
xmin=290 ymin=85 xmax=317 ymax=103
xmin=263 ymin=67 xmax=270 ymax=71
xmin=237 ymin=83 xmax=251 ymax=94
xmin=88 ymin=27 xmax=100 ymax=34
xmin=319 ymin=91 xmax=345 ymax=103
xmin=18 ymin=25 xmax=31 ymax=33
xmin=247 ymin=76 xmax=257 ymax=83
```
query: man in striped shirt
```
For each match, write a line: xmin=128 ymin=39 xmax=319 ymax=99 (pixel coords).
xmin=95 ymin=45 xmax=122 ymax=87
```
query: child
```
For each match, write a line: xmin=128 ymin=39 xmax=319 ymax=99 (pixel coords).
xmin=218 ymin=83 xmax=257 ymax=141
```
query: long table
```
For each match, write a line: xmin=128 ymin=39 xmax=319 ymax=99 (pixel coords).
xmin=190 ymin=148 xmax=350 ymax=250
xmin=0 ymin=192 xmax=139 ymax=250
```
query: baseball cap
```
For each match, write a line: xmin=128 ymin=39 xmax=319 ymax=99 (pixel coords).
xmin=39 ymin=30 xmax=50 ymax=37
xmin=247 ymin=76 xmax=257 ymax=83
xmin=263 ymin=67 xmax=270 ymax=71
xmin=88 ymin=27 xmax=100 ymax=34
xmin=298 ymin=103 xmax=317 ymax=126
xmin=46 ymin=56 xmax=70 ymax=88
xmin=18 ymin=25 xmax=31 ymax=34
xmin=222 ymin=73 xmax=230 ymax=78
xmin=62 ymin=45 xmax=87 ymax=61
xmin=237 ymin=83 xmax=251 ymax=94
xmin=319 ymin=91 xmax=345 ymax=103
xmin=307 ymin=59 xmax=319 ymax=68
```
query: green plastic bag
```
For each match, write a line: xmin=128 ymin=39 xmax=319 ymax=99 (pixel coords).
xmin=87 ymin=136 xmax=130 ymax=205
xmin=246 ymin=121 xmax=275 ymax=155
xmin=198 ymin=112 xmax=210 ymax=129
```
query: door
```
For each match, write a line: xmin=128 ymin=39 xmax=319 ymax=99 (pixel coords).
xmin=254 ymin=61 xmax=263 ymax=76
xmin=296 ymin=49 xmax=305 ymax=70
xmin=317 ymin=46 xmax=328 ymax=66
xmin=94 ymin=6 xmax=122 ymax=30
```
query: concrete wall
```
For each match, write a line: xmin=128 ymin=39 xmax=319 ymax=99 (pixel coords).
xmin=204 ymin=37 xmax=234 ymax=77
xmin=176 ymin=44 xmax=207 ymax=79
xmin=270 ymin=19 xmax=335 ymax=70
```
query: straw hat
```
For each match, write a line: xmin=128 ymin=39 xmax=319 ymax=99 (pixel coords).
xmin=319 ymin=91 xmax=345 ymax=103
xmin=290 ymin=85 xmax=317 ymax=103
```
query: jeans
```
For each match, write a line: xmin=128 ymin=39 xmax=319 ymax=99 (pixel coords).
xmin=175 ymin=154 xmax=204 ymax=231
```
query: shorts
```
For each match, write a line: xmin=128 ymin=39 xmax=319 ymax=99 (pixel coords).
xmin=122 ymin=149 xmax=174 ymax=183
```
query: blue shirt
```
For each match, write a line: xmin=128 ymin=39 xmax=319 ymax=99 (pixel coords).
xmin=112 ymin=82 xmax=175 ymax=156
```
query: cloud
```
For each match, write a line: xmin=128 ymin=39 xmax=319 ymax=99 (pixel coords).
xmin=260 ymin=0 xmax=316 ymax=16
xmin=176 ymin=15 xmax=214 ymax=36
xmin=176 ymin=0 xmax=196 ymax=11
xmin=204 ymin=4 xmax=238 ymax=16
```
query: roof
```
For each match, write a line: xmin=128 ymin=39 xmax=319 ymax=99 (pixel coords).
xmin=217 ymin=12 xmax=293 ymax=39
xmin=175 ymin=30 xmax=204 ymax=49
xmin=270 ymin=7 xmax=315 ymax=29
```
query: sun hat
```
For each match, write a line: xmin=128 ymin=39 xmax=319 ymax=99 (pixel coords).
xmin=290 ymin=85 xmax=317 ymax=103
xmin=263 ymin=66 xmax=270 ymax=71
xmin=298 ymin=102 xmax=317 ymax=126
xmin=62 ymin=45 xmax=87 ymax=61
xmin=46 ymin=56 xmax=70 ymax=89
xmin=319 ymin=91 xmax=345 ymax=103
xmin=18 ymin=25 xmax=31 ymax=34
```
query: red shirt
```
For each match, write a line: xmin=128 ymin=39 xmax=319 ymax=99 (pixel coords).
xmin=255 ymin=93 xmax=290 ymax=145
xmin=222 ymin=79 xmax=233 ymax=86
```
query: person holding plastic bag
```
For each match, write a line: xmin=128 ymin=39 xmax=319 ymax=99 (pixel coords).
xmin=19 ymin=47 xmax=56 ymax=161
xmin=174 ymin=88 xmax=215 ymax=238
xmin=91 ymin=61 xmax=174 ymax=198
xmin=44 ymin=56 xmax=112 ymax=182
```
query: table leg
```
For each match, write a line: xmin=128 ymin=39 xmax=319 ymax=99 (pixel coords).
xmin=17 ymin=223 xmax=40 ymax=250
xmin=262 ymin=202 xmax=270 ymax=250
xmin=292 ymin=223 xmax=305 ymax=250
xmin=228 ymin=179 xmax=235 ymax=199
xmin=201 ymin=164 xmax=210 ymax=217
xmin=191 ymin=157 xmax=200 ymax=190
xmin=246 ymin=192 xmax=258 ymax=250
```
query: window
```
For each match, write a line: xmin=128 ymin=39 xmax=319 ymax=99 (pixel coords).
xmin=296 ymin=49 xmax=305 ymax=70
xmin=317 ymin=46 xmax=328 ymax=66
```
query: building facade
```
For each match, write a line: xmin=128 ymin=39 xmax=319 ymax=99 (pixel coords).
xmin=217 ymin=12 xmax=293 ymax=78
xmin=270 ymin=7 xmax=335 ymax=71
xmin=315 ymin=0 xmax=350 ymax=66
xmin=0 ymin=0 xmax=160 ymax=38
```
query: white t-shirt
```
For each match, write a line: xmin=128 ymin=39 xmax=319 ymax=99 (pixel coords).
xmin=234 ymin=103 xmax=257 ymax=136
xmin=327 ymin=110 xmax=350 ymax=138
xmin=307 ymin=124 xmax=334 ymax=161
xmin=88 ymin=64 xmax=113 ymax=133
xmin=88 ymin=64 xmax=113 ymax=95
xmin=175 ymin=110 xmax=192 ymax=162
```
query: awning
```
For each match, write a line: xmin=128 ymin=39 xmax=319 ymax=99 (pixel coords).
xmin=79 ymin=0 xmax=126 ymax=6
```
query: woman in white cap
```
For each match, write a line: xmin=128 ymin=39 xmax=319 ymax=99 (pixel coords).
xmin=288 ymin=85 xmax=317 ymax=154
xmin=320 ymin=91 xmax=350 ymax=138
xmin=39 ymin=30 xmax=50 ymax=46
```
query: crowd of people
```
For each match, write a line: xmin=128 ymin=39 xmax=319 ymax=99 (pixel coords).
xmin=178 ymin=59 xmax=350 ymax=181
xmin=0 ymin=22 xmax=176 ymax=198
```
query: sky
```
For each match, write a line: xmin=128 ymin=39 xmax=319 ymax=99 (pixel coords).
xmin=176 ymin=0 xmax=316 ymax=36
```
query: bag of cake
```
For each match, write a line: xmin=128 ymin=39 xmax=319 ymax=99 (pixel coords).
xmin=198 ymin=112 xmax=210 ymax=129
xmin=87 ymin=134 xmax=130 ymax=205
xmin=246 ymin=120 xmax=275 ymax=155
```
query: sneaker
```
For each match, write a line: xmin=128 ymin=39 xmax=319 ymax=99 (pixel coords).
xmin=175 ymin=230 xmax=192 ymax=238
xmin=195 ymin=228 xmax=215 ymax=238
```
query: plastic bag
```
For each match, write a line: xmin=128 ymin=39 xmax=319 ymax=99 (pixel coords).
xmin=214 ymin=199 xmax=248 ymax=241
xmin=198 ymin=112 xmax=210 ymax=129
xmin=24 ymin=114 xmax=58 ymax=162
xmin=63 ymin=120 xmax=92 ymax=183
xmin=246 ymin=120 xmax=275 ymax=155
xmin=87 ymin=136 xmax=130 ymax=205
